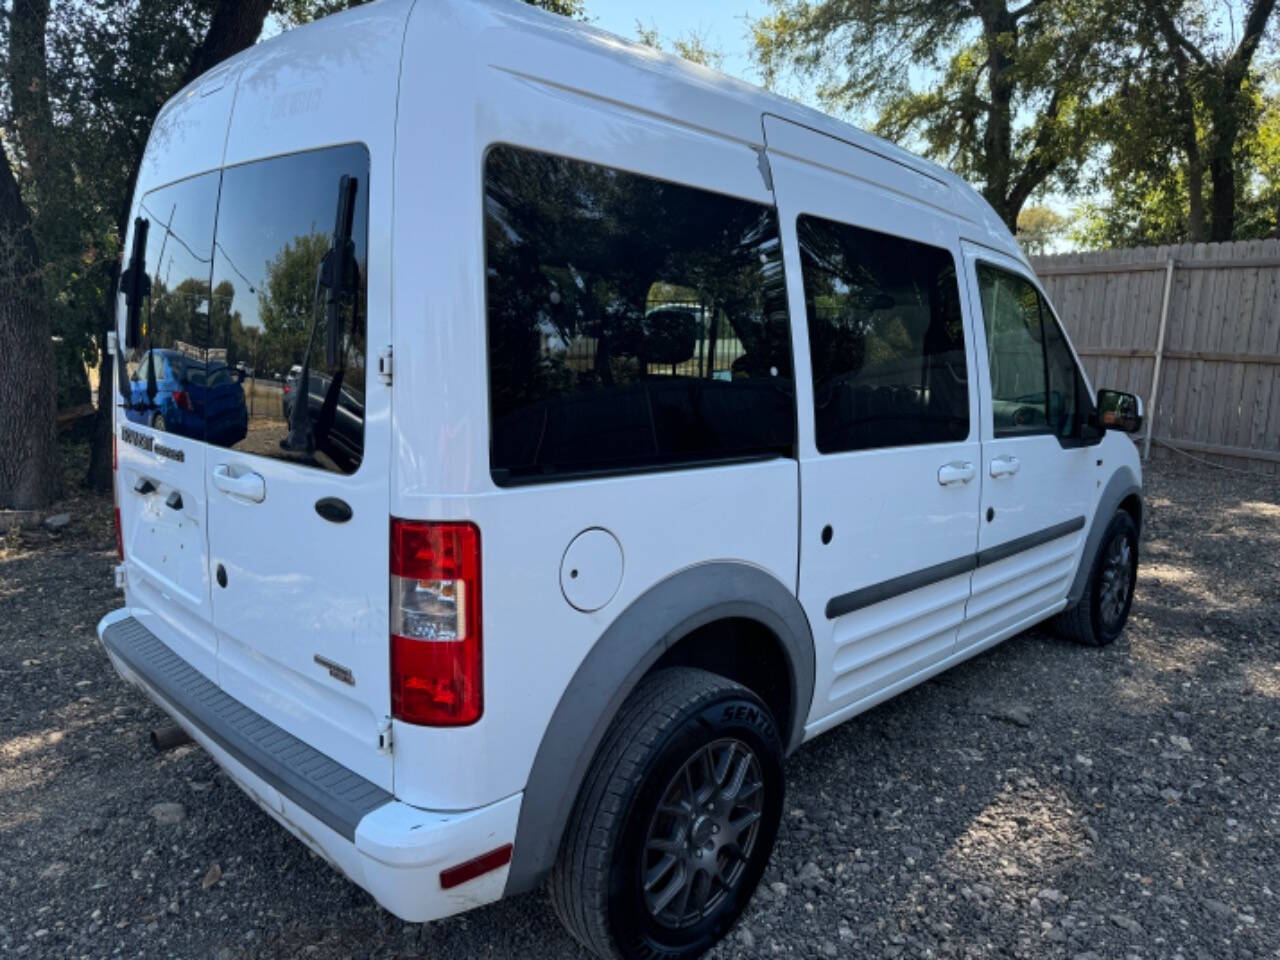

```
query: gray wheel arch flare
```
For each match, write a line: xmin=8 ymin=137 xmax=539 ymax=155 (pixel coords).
xmin=1068 ymin=466 xmax=1143 ymax=606
xmin=503 ymin=561 xmax=815 ymax=895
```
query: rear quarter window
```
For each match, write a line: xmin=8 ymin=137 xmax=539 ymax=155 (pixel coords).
xmin=483 ymin=144 xmax=796 ymax=485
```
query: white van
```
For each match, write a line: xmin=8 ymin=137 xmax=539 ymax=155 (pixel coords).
xmin=99 ymin=2 xmax=1145 ymax=957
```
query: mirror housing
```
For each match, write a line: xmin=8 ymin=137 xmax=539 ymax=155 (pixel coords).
xmin=1097 ymin=388 xmax=1144 ymax=434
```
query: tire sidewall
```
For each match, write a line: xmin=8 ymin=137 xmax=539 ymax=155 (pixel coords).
xmin=609 ymin=692 xmax=784 ymax=960
xmin=1089 ymin=511 xmax=1139 ymax=644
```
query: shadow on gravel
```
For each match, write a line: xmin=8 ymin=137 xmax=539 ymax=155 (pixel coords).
xmin=2 ymin=451 xmax=1277 ymax=960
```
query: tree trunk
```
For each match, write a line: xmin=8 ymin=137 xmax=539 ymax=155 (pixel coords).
xmin=84 ymin=0 xmax=275 ymax=490
xmin=979 ymin=4 xmax=1019 ymax=230
xmin=1208 ymin=149 xmax=1236 ymax=242
xmin=1170 ymin=52 xmax=1206 ymax=241
xmin=1206 ymin=0 xmax=1276 ymax=241
xmin=177 ymin=0 xmax=275 ymax=90
xmin=84 ymin=265 xmax=118 ymax=492
xmin=1185 ymin=151 xmax=1207 ymax=242
xmin=0 ymin=150 xmax=63 ymax=509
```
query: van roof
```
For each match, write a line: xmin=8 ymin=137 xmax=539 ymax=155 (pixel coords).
xmin=155 ymin=0 xmax=1025 ymax=265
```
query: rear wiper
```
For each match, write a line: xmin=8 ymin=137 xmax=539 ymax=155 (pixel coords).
xmin=116 ymin=217 xmax=151 ymax=406
xmin=283 ymin=175 xmax=359 ymax=454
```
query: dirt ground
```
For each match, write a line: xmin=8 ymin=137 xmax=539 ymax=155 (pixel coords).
xmin=1 ymin=443 xmax=1277 ymax=959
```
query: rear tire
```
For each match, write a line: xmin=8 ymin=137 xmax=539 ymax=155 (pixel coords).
xmin=549 ymin=668 xmax=784 ymax=960
xmin=1056 ymin=509 xmax=1139 ymax=647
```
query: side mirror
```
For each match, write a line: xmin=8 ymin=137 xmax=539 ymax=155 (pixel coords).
xmin=1097 ymin=389 xmax=1143 ymax=434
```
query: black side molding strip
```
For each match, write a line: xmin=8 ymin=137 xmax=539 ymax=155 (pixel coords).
xmin=826 ymin=554 xmax=977 ymax=620
xmin=976 ymin=516 xmax=1086 ymax=568
xmin=825 ymin=515 xmax=1087 ymax=620
xmin=101 ymin=617 xmax=391 ymax=841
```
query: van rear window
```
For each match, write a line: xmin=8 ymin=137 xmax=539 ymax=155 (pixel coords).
xmin=209 ymin=143 xmax=370 ymax=474
xmin=483 ymin=145 xmax=796 ymax=485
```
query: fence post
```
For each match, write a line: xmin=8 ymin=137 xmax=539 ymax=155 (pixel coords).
xmin=1143 ymin=258 xmax=1176 ymax=460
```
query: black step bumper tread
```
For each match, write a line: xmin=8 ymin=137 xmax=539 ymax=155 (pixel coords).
xmin=101 ymin=616 xmax=391 ymax=840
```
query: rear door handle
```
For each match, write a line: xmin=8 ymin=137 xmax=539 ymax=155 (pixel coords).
xmin=990 ymin=455 xmax=1021 ymax=478
xmin=212 ymin=464 xmax=266 ymax=503
xmin=133 ymin=477 xmax=157 ymax=495
xmin=937 ymin=461 xmax=976 ymax=486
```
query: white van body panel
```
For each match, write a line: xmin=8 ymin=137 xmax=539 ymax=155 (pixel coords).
xmin=206 ymin=0 xmax=406 ymax=791
xmin=388 ymin=0 xmax=799 ymax=811
xmin=117 ymin=64 xmax=240 ymax=691
xmin=100 ymin=0 xmax=1140 ymax=931
xmin=761 ymin=116 xmax=985 ymax=726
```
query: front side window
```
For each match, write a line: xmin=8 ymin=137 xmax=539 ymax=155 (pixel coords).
xmin=208 ymin=143 xmax=370 ymax=474
xmin=484 ymin=145 xmax=795 ymax=484
xmin=797 ymin=215 xmax=969 ymax=453
xmin=977 ymin=263 xmax=1086 ymax=439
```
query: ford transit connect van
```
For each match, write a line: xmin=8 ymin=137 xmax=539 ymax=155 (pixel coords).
xmin=99 ymin=2 xmax=1145 ymax=957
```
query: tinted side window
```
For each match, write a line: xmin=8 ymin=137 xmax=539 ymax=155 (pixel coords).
xmin=208 ymin=144 xmax=370 ymax=474
xmin=977 ymin=264 xmax=1086 ymax=439
xmin=797 ymin=215 xmax=969 ymax=453
xmin=121 ymin=172 xmax=219 ymax=441
xmin=1043 ymin=310 xmax=1081 ymax=438
xmin=977 ymin=265 xmax=1048 ymax=436
xmin=484 ymin=145 xmax=795 ymax=484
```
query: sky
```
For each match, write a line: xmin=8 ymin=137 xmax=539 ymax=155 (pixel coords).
xmin=589 ymin=0 xmax=773 ymax=88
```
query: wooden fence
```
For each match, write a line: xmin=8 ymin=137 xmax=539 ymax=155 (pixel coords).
xmin=1031 ymin=240 xmax=1280 ymax=473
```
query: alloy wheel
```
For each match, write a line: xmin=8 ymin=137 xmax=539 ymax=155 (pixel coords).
xmin=1099 ymin=533 xmax=1134 ymax=629
xmin=640 ymin=738 xmax=765 ymax=929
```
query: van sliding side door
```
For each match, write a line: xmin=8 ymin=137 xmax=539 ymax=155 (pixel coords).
xmin=764 ymin=116 xmax=983 ymax=734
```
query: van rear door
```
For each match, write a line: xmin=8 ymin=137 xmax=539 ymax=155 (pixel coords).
xmin=116 ymin=171 xmax=222 ymax=680
xmin=203 ymin=143 xmax=393 ymax=789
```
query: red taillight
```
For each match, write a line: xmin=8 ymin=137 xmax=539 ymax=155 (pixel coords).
xmin=390 ymin=520 xmax=482 ymax=726
xmin=283 ymin=383 xmax=292 ymax=395
xmin=173 ymin=389 xmax=192 ymax=411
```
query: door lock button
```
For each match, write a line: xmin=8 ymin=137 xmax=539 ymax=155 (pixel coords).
xmin=216 ymin=564 xmax=228 ymax=588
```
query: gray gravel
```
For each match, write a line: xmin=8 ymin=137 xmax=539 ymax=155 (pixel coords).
xmin=2 ymin=447 xmax=1278 ymax=959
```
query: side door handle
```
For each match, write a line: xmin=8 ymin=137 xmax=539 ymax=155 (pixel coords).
xmin=212 ymin=464 xmax=266 ymax=504
xmin=990 ymin=455 xmax=1021 ymax=478
xmin=937 ymin=461 xmax=976 ymax=486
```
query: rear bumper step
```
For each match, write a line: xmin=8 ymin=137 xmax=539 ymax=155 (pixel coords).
xmin=101 ymin=614 xmax=391 ymax=839
xmin=97 ymin=610 xmax=522 ymax=922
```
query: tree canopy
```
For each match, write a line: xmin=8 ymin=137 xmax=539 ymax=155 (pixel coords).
xmin=753 ymin=0 xmax=1125 ymax=230
xmin=753 ymin=0 xmax=1279 ymax=243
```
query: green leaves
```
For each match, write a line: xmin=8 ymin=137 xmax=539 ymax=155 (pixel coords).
xmin=753 ymin=0 xmax=1122 ymax=229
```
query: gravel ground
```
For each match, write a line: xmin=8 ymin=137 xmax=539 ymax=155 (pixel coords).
xmin=2 ymin=444 xmax=1278 ymax=960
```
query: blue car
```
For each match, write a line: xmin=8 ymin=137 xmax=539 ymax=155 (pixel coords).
xmin=126 ymin=348 xmax=249 ymax=448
